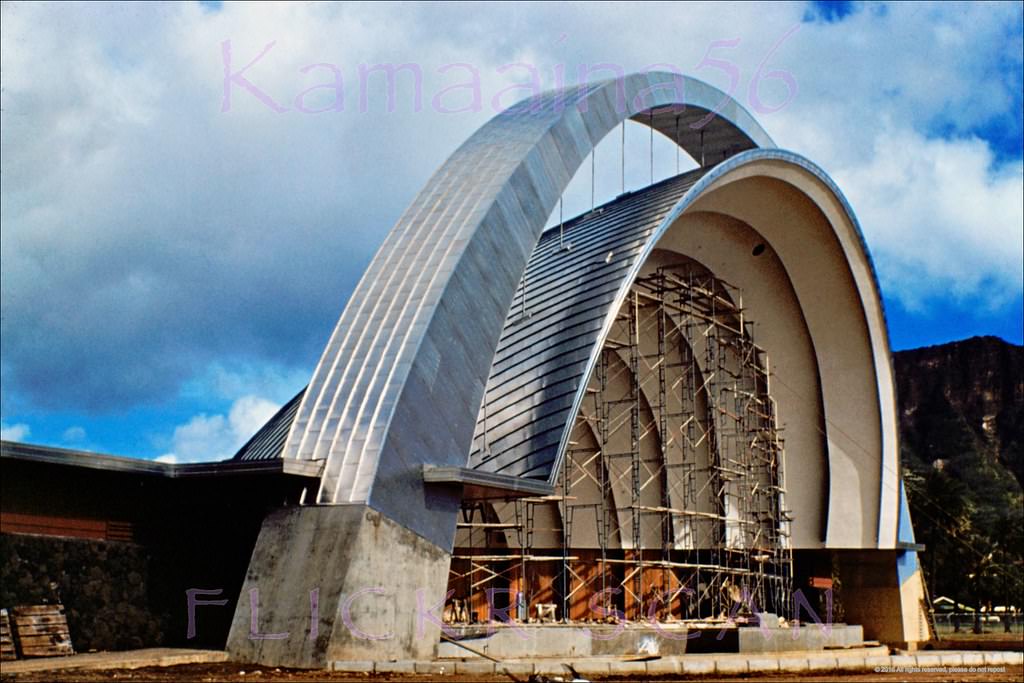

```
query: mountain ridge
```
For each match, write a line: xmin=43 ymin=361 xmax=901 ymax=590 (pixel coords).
xmin=894 ymin=335 xmax=1023 ymax=607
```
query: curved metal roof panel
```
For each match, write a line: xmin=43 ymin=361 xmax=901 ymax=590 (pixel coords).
xmin=468 ymin=167 xmax=709 ymax=480
xmin=232 ymin=389 xmax=305 ymax=462
xmin=233 ymin=168 xmax=707 ymax=471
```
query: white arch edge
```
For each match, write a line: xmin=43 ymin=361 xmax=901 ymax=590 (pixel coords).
xmin=547 ymin=148 xmax=900 ymax=550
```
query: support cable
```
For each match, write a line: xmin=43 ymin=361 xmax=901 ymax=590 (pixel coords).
xmin=620 ymin=121 xmax=625 ymax=195
xmin=591 ymin=150 xmax=596 ymax=211
xmin=558 ymin=196 xmax=564 ymax=250
xmin=675 ymin=115 xmax=680 ymax=176
xmin=650 ymin=110 xmax=655 ymax=186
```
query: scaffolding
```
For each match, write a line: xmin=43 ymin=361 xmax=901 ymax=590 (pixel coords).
xmin=448 ymin=264 xmax=793 ymax=626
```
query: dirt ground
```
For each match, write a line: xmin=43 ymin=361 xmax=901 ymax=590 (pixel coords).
xmin=2 ymin=662 xmax=1022 ymax=683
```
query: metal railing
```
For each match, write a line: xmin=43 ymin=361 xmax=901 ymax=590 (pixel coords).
xmin=932 ymin=612 xmax=1024 ymax=635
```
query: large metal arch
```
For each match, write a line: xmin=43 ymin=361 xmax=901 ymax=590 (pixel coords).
xmin=547 ymin=149 xmax=900 ymax=550
xmin=281 ymin=72 xmax=774 ymax=548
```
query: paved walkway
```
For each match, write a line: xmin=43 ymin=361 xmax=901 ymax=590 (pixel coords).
xmin=0 ymin=648 xmax=228 ymax=674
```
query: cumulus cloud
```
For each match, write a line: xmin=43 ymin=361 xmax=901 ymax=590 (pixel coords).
xmin=62 ymin=426 xmax=88 ymax=443
xmin=835 ymin=129 xmax=1024 ymax=310
xmin=1 ymin=1 xmax=1021 ymax=434
xmin=159 ymin=394 xmax=280 ymax=463
xmin=192 ymin=362 xmax=310 ymax=404
xmin=1 ymin=423 xmax=31 ymax=441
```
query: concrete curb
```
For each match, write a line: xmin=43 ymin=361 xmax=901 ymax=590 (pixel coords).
xmin=8 ymin=645 xmax=1019 ymax=678
xmin=0 ymin=649 xmax=229 ymax=674
xmin=328 ymin=648 xmax=1024 ymax=677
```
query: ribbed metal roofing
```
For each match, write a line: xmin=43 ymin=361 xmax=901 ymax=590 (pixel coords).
xmin=233 ymin=168 xmax=707 ymax=470
xmin=468 ymin=167 xmax=708 ymax=480
xmin=232 ymin=389 xmax=305 ymax=461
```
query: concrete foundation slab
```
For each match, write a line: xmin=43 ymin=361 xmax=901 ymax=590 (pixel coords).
xmin=714 ymin=657 xmax=749 ymax=674
xmin=413 ymin=661 xmax=450 ymax=674
xmin=373 ymin=660 xmax=416 ymax=673
xmin=607 ymin=659 xmax=646 ymax=674
xmin=534 ymin=660 xmax=571 ymax=675
xmin=681 ymin=657 xmax=716 ymax=675
xmin=806 ymin=655 xmax=839 ymax=670
xmin=437 ymin=622 xmax=867 ymax=659
xmin=778 ymin=656 xmax=810 ymax=672
xmin=329 ymin=660 xmax=373 ymax=672
xmin=834 ymin=656 xmax=867 ymax=671
xmin=863 ymin=654 xmax=892 ymax=669
xmin=645 ymin=658 xmax=680 ymax=674
xmin=747 ymin=656 xmax=780 ymax=672
xmin=961 ymin=652 xmax=986 ymax=666
xmin=985 ymin=651 xmax=1018 ymax=665
xmin=567 ymin=659 xmax=611 ymax=676
xmin=454 ymin=659 xmax=496 ymax=675
xmin=890 ymin=653 xmax=917 ymax=666
xmin=498 ymin=662 xmax=536 ymax=676
xmin=420 ymin=649 xmax=1020 ymax=680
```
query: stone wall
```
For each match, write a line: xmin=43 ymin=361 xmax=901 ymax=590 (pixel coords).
xmin=0 ymin=533 xmax=167 ymax=652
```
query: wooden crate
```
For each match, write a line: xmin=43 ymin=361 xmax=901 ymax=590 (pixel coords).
xmin=11 ymin=605 xmax=74 ymax=658
xmin=0 ymin=609 xmax=16 ymax=661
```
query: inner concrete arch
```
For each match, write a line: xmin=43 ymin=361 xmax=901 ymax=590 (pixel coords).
xmin=682 ymin=169 xmax=897 ymax=549
xmin=646 ymin=215 xmax=830 ymax=549
xmin=546 ymin=153 xmax=899 ymax=552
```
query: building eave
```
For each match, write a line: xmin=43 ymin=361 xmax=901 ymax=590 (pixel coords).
xmin=0 ymin=440 xmax=323 ymax=479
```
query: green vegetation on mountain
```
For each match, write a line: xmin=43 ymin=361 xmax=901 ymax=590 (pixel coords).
xmin=895 ymin=336 xmax=1023 ymax=610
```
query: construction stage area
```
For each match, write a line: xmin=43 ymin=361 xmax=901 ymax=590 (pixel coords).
xmin=447 ymin=264 xmax=795 ymax=631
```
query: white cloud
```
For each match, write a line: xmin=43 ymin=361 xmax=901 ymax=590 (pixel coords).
xmin=159 ymin=394 xmax=280 ymax=463
xmin=62 ymin=426 xmax=88 ymax=443
xmin=1 ymin=422 xmax=31 ymax=441
xmin=155 ymin=453 xmax=178 ymax=464
xmin=198 ymin=363 xmax=309 ymax=404
xmin=0 ymin=1 xmax=1021 ymax=423
xmin=835 ymin=129 xmax=1024 ymax=311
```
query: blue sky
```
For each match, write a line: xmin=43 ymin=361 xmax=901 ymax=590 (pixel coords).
xmin=2 ymin=1 xmax=1022 ymax=461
